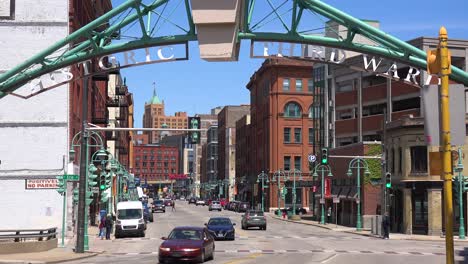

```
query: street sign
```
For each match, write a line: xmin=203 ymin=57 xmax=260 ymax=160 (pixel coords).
xmin=355 ymin=198 xmax=360 ymax=204
xmin=57 ymin=174 xmax=79 ymax=181
xmin=91 ymin=187 xmax=99 ymax=193
xmin=308 ymin=154 xmax=316 ymax=163
xmin=333 ymin=197 xmax=340 ymax=203
xmin=320 ymin=198 xmax=325 ymax=204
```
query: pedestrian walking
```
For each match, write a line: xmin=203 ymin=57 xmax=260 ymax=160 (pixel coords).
xmin=382 ymin=212 xmax=390 ymax=239
xmin=327 ymin=207 xmax=332 ymax=224
xmin=105 ymin=214 xmax=113 ymax=240
xmin=171 ymin=200 xmax=176 ymax=212
xmin=98 ymin=215 xmax=106 ymax=240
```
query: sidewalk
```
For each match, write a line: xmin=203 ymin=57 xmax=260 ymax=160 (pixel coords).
xmin=0 ymin=226 xmax=102 ymax=264
xmin=267 ymin=213 xmax=468 ymax=242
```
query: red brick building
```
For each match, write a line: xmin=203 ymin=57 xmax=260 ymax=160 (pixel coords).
xmin=68 ymin=0 xmax=112 ymax=161
xmin=133 ymin=145 xmax=179 ymax=185
xmin=246 ymin=58 xmax=316 ymax=211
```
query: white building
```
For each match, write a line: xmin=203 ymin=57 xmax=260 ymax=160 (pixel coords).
xmin=0 ymin=0 xmax=69 ymax=232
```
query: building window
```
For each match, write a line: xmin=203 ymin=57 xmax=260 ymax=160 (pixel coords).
xmin=390 ymin=149 xmax=395 ymax=173
xmin=410 ymin=146 xmax=427 ymax=173
xmin=295 ymin=79 xmax=303 ymax=91
xmin=308 ymin=128 xmax=314 ymax=144
xmin=284 ymin=127 xmax=291 ymax=143
xmin=294 ymin=156 xmax=301 ymax=171
xmin=294 ymin=128 xmax=302 ymax=143
xmin=283 ymin=78 xmax=290 ymax=91
xmin=0 ymin=0 xmax=15 ymax=20
xmin=284 ymin=156 xmax=291 ymax=171
xmin=284 ymin=102 xmax=302 ymax=118
xmin=308 ymin=79 xmax=314 ymax=92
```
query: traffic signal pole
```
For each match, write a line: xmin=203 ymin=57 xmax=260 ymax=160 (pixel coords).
xmin=440 ymin=27 xmax=455 ymax=264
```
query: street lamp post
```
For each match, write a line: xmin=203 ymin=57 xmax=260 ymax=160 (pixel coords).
xmin=347 ymin=157 xmax=371 ymax=231
xmin=455 ymin=148 xmax=465 ymax=239
xmin=70 ymin=131 xmax=104 ymax=252
xmin=312 ymin=164 xmax=333 ymax=225
xmin=272 ymin=170 xmax=287 ymax=216
xmin=288 ymin=169 xmax=303 ymax=220
xmin=256 ymin=171 xmax=270 ymax=212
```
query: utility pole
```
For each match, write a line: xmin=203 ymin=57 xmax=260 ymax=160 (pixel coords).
xmin=427 ymin=26 xmax=454 ymax=264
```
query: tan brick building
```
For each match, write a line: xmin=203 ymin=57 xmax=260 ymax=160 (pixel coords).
xmin=142 ymin=86 xmax=188 ymax=143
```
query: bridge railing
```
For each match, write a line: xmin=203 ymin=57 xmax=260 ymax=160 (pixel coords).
xmin=0 ymin=227 xmax=57 ymax=243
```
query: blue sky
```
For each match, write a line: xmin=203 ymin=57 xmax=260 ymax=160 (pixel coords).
xmin=111 ymin=0 xmax=468 ymax=128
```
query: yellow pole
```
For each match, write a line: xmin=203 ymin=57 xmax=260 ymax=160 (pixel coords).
xmin=439 ymin=26 xmax=454 ymax=264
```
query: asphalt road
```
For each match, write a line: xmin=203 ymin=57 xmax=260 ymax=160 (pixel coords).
xmin=66 ymin=201 xmax=468 ymax=264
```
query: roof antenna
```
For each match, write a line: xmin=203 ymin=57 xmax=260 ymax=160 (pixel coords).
xmin=152 ymin=82 xmax=156 ymax=97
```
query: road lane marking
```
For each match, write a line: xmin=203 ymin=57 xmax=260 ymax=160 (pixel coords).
xmin=222 ymin=253 xmax=262 ymax=264
xmin=321 ymin=254 xmax=338 ymax=263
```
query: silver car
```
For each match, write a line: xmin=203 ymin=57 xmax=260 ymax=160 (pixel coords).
xmin=209 ymin=201 xmax=222 ymax=211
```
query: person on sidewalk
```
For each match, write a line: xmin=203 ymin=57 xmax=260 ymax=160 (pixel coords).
xmin=171 ymin=200 xmax=176 ymax=212
xmin=382 ymin=212 xmax=390 ymax=239
xmin=105 ymin=214 xmax=113 ymax=240
xmin=98 ymin=215 xmax=106 ymax=240
xmin=327 ymin=207 xmax=332 ymax=224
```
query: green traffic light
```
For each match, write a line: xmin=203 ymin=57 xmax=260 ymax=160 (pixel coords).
xmin=386 ymin=182 xmax=391 ymax=188
xmin=100 ymin=185 xmax=106 ymax=190
xmin=322 ymin=158 xmax=327 ymax=164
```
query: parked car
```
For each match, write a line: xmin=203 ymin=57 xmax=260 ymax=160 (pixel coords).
xmin=241 ymin=210 xmax=267 ymax=230
xmin=236 ymin=202 xmax=250 ymax=213
xmin=152 ymin=200 xmax=166 ymax=213
xmin=164 ymin=199 xmax=173 ymax=207
xmin=196 ymin=199 xmax=206 ymax=206
xmin=209 ymin=201 xmax=222 ymax=211
xmin=205 ymin=217 xmax=235 ymax=240
xmin=229 ymin=201 xmax=240 ymax=211
xmin=188 ymin=197 xmax=197 ymax=204
xmin=274 ymin=207 xmax=307 ymax=215
xmin=220 ymin=198 xmax=228 ymax=207
xmin=159 ymin=226 xmax=215 ymax=263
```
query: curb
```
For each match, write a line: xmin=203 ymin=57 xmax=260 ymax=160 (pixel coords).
xmin=268 ymin=214 xmax=335 ymax=231
xmin=270 ymin=214 xmax=468 ymax=242
xmin=0 ymin=251 xmax=102 ymax=264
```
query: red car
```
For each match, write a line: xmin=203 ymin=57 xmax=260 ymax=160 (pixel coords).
xmin=159 ymin=226 xmax=215 ymax=263
xmin=220 ymin=198 xmax=228 ymax=207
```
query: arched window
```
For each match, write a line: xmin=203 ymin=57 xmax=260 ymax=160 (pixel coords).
xmin=284 ymin=102 xmax=302 ymax=118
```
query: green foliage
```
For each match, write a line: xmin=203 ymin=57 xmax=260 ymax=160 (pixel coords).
xmin=364 ymin=144 xmax=382 ymax=184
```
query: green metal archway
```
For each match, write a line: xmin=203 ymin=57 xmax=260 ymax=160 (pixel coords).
xmin=1 ymin=0 xmax=467 ymax=99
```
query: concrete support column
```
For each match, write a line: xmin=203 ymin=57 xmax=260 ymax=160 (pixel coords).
xmin=427 ymin=188 xmax=443 ymax=236
xmin=403 ymin=188 xmax=413 ymax=234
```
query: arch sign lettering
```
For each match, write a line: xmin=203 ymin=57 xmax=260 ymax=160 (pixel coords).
xmin=0 ymin=0 xmax=467 ymax=99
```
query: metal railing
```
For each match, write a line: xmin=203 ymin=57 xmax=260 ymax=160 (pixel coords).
xmin=0 ymin=227 xmax=57 ymax=242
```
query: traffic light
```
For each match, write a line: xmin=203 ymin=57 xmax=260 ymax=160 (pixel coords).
xmin=188 ymin=116 xmax=201 ymax=144
xmin=99 ymin=174 xmax=107 ymax=190
xmin=385 ymin=172 xmax=392 ymax=188
xmin=88 ymin=173 xmax=97 ymax=188
xmin=321 ymin=148 xmax=328 ymax=165
xmin=426 ymin=48 xmax=451 ymax=75
xmin=57 ymin=176 xmax=66 ymax=195
xmin=463 ymin=177 xmax=468 ymax=193
xmin=453 ymin=177 xmax=460 ymax=202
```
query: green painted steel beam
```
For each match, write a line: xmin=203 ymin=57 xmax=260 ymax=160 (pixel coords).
xmin=0 ymin=34 xmax=196 ymax=98
xmin=0 ymin=0 xmax=139 ymax=84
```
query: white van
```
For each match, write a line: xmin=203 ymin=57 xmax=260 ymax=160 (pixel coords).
xmin=115 ymin=201 xmax=146 ymax=238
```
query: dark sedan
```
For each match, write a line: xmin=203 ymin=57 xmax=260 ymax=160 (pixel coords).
xmin=159 ymin=226 xmax=215 ymax=263
xmin=205 ymin=217 xmax=235 ymax=241
xmin=188 ymin=197 xmax=197 ymax=204
xmin=152 ymin=200 xmax=166 ymax=213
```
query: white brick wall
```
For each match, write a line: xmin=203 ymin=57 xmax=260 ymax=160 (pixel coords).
xmin=0 ymin=0 xmax=69 ymax=233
